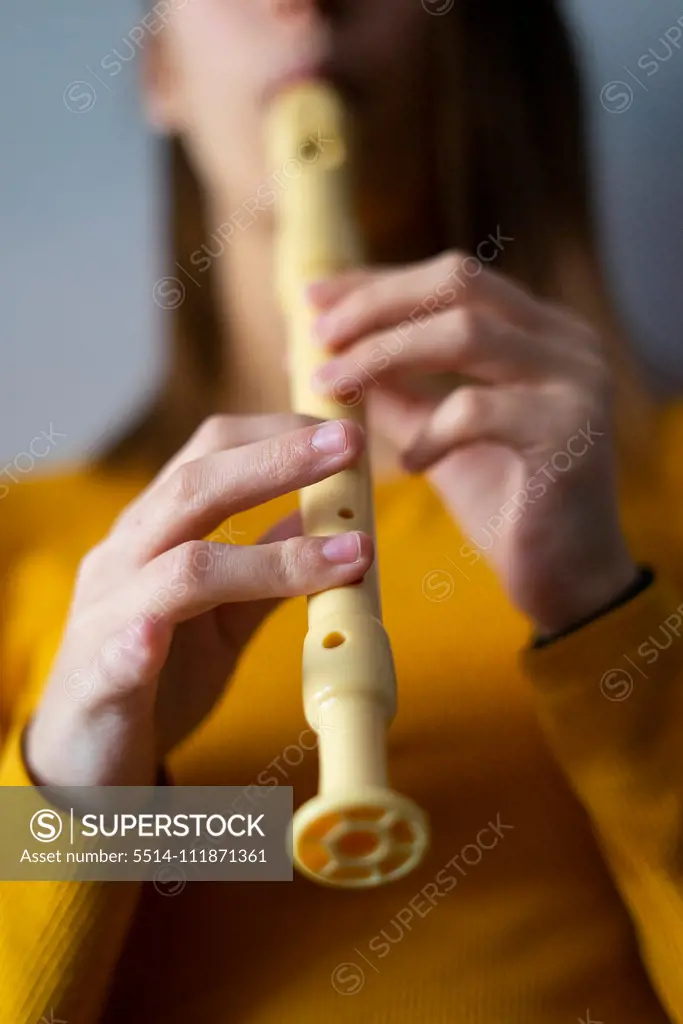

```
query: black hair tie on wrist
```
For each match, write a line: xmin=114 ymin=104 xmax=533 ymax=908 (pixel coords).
xmin=532 ymin=566 xmax=655 ymax=649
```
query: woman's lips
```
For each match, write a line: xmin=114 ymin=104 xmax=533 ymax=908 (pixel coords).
xmin=262 ymin=63 xmax=362 ymax=107
xmin=263 ymin=64 xmax=331 ymax=105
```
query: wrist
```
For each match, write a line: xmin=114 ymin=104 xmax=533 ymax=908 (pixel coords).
xmin=531 ymin=549 xmax=639 ymax=638
xmin=25 ymin=702 xmax=158 ymax=789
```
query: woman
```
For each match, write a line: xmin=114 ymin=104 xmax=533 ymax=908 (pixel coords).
xmin=1 ymin=1 xmax=682 ymax=1021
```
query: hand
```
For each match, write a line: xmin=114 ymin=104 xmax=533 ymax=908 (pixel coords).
xmin=307 ymin=251 xmax=638 ymax=635
xmin=26 ymin=415 xmax=372 ymax=786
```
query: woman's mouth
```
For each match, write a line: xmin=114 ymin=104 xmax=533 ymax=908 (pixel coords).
xmin=262 ymin=62 xmax=364 ymax=109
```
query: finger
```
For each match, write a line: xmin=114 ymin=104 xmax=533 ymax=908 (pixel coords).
xmin=117 ymin=413 xmax=319 ymax=527
xmin=75 ymin=532 xmax=374 ymax=695
xmin=76 ymin=517 xmax=305 ymax=610
xmin=401 ymin=385 xmax=551 ymax=472
xmin=312 ymin=307 xmax=541 ymax=395
xmin=312 ymin=250 xmax=541 ymax=353
xmin=368 ymin=387 xmax=437 ymax=452
xmin=214 ymin=508 xmax=328 ymax=646
xmin=112 ymin=419 xmax=365 ymax=564
xmin=305 ymin=268 xmax=376 ymax=311
xmin=126 ymin=532 xmax=374 ymax=628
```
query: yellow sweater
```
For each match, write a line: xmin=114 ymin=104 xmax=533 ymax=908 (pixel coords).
xmin=2 ymin=406 xmax=683 ymax=1024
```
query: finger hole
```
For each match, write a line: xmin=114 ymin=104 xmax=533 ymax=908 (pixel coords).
xmin=322 ymin=631 xmax=346 ymax=649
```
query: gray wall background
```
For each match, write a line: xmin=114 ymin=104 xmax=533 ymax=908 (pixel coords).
xmin=1 ymin=0 xmax=682 ymax=466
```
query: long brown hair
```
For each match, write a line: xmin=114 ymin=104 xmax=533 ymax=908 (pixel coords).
xmin=98 ymin=1 xmax=643 ymax=475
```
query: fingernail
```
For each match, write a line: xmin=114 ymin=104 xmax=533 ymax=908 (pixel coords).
xmin=311 ymin=420 xmax=348 ymax=454
xmin=322 ymin=532 xmax=362 ymax=563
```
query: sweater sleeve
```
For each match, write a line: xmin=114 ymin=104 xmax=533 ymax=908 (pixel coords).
xmin=0 ymin=531 xmax=143 ymax=1023
xmin=522 ymin=572 xmax=683 ymax=1023
xmin=0 ymin=722 xmax=143 ymax=1023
